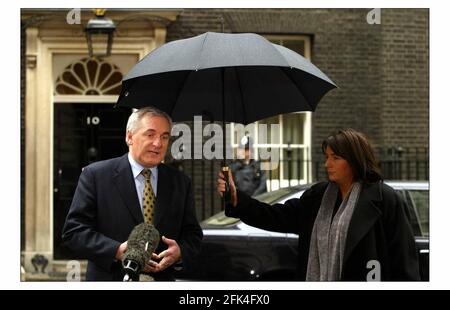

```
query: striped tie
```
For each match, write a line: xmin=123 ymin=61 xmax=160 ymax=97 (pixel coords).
xmin=142 ymin=169 xmax=156 ymax=224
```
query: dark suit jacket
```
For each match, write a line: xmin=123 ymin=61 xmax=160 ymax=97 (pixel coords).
xmin=226 ymin=181 xmax=420 ymax=281
xmin=62 ymin=154 xmax=203 ymax=281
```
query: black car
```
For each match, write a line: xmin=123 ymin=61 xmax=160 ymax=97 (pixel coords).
xmin=177 ymin=181 xmax=429 ymax=281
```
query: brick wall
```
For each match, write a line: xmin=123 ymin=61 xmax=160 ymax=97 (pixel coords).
xmin=380 ymin=9 xmax=429 ymax=148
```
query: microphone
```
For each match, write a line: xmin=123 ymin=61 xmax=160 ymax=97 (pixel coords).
xmin=122 ymin=223 xmax=160 ymax=281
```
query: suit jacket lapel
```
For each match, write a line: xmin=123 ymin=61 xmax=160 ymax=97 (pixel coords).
xmin=153 ymin=164 xmax=172 ymax=227
xmin=344 ymin=182 xmax=383 ymax=263
xmin=113 ymin=154 xmax=143 ymax=224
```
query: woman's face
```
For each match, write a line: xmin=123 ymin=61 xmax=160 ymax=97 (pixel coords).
xmin=324 ymin=146 xmax=354 ymax=185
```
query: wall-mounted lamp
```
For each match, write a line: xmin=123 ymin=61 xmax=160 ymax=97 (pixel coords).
xmin=85 ymin=9 xmax=116 ymax=58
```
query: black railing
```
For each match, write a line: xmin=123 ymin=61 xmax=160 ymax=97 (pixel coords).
xmin=167 ymin=147 xmax=428 ymax=221
xmin=376 ymin=147 xmax=429 ymax=181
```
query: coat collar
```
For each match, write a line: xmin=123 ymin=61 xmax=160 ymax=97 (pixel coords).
xmin=344 ymin=181 xmax=383 ymax=262
xmin=113 ymin=154 xmax=143 ymax=224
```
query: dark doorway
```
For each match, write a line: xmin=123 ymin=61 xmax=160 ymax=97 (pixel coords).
xmin=53 ymin=103 xmax=130 ymax=259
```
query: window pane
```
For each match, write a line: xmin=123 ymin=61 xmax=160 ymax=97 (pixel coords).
xmin=265 ymin=164 xmax=279 ymax=182
xmin=265 ymin=37 xmax=306 ymax=56
xmin=282 ymin=113 xmax=304 ymax=145
xmin=266 ymin=38 xmax=281 ymax=45
xmin=258 ymin=116 xmax=280 ymax=144
xmin=282 ymin=148 xmax=306 ymax=180
xmin=400 ymin=190 xmax=421 ymax=236
xmin=283 ymin=40 xmax=305 ymax=56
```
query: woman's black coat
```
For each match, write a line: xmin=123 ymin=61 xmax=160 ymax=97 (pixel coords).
xmin=225 ymin=181 xmax=420 ymax=281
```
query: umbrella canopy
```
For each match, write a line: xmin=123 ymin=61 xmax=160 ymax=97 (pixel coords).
xmin=116 ymin=32 xmax=336 ymax=125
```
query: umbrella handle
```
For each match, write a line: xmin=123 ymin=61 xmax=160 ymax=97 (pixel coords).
xmin=221 ymin=166 xmax=232 ymax=205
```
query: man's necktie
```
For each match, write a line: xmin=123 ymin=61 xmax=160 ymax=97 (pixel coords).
xmin=142 ymin=169 xmax=156 ymax=224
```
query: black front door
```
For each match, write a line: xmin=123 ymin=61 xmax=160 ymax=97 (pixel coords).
xmin=53 ymin=103 xmax=130 ymax=259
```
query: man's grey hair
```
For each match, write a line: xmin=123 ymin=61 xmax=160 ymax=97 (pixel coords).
xmin=126 ymin=106 xmax=173 ymax=135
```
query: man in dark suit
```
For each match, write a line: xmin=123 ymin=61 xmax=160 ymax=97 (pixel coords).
xmin=62 ymin=107 xmax=203 ymax=281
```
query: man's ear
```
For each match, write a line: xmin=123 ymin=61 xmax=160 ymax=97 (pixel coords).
xmin=126 ymin=131 xmax=133 ymax=145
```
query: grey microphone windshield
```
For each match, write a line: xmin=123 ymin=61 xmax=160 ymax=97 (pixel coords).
xmin=122 ymin=223 xmax=160 ymax=281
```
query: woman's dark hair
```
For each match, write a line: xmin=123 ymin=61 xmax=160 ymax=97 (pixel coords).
xmin=322 ymin=128 xmax=383 ymax=183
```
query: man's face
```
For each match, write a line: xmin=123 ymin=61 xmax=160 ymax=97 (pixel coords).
xmin=127 ymin=115 xmax=171 ymax=168
xmin=237 ymin=148 xmax=251 ymax=161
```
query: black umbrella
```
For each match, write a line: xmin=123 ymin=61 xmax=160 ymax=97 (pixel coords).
xmin=116 ymin=32 xmax=337 ymax=201
xmin=117 ymin=31 xmax=335 ymax=119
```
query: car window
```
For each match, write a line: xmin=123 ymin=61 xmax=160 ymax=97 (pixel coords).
xmin=407 ymin=190 xmax=429 ymax=237
xmin=398 ymin=189 xmax=422 ymax=236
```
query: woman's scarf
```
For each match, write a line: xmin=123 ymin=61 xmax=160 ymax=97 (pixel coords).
xmin=306 ymin=182 xmax=362 ymax=281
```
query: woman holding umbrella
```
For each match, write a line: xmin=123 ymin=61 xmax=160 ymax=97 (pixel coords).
xmin=217 ymin=128 xmax=420 ymax=281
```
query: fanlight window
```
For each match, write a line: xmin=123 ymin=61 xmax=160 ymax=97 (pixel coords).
xmin=55 ymin=58 xmax=123 ymax=95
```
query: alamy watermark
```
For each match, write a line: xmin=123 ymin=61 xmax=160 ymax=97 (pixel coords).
xmin=66 ymin=260 xmax=81 ymax=281
xmin=367 ymin=8 xmax=381 ymax=25
xmin=66 ymin=8 xmax=81 ymax=25
xmin=366 ymin=259 xmax=381 ymax=281
xmin=170 ymin=116 xmax=280 ymax=170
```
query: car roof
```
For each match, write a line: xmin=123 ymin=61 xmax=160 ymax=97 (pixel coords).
xmin=384 ymin=180 xmax=429 ymax=190
xmin=274 ymin=180 xmax=429 ymax=203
